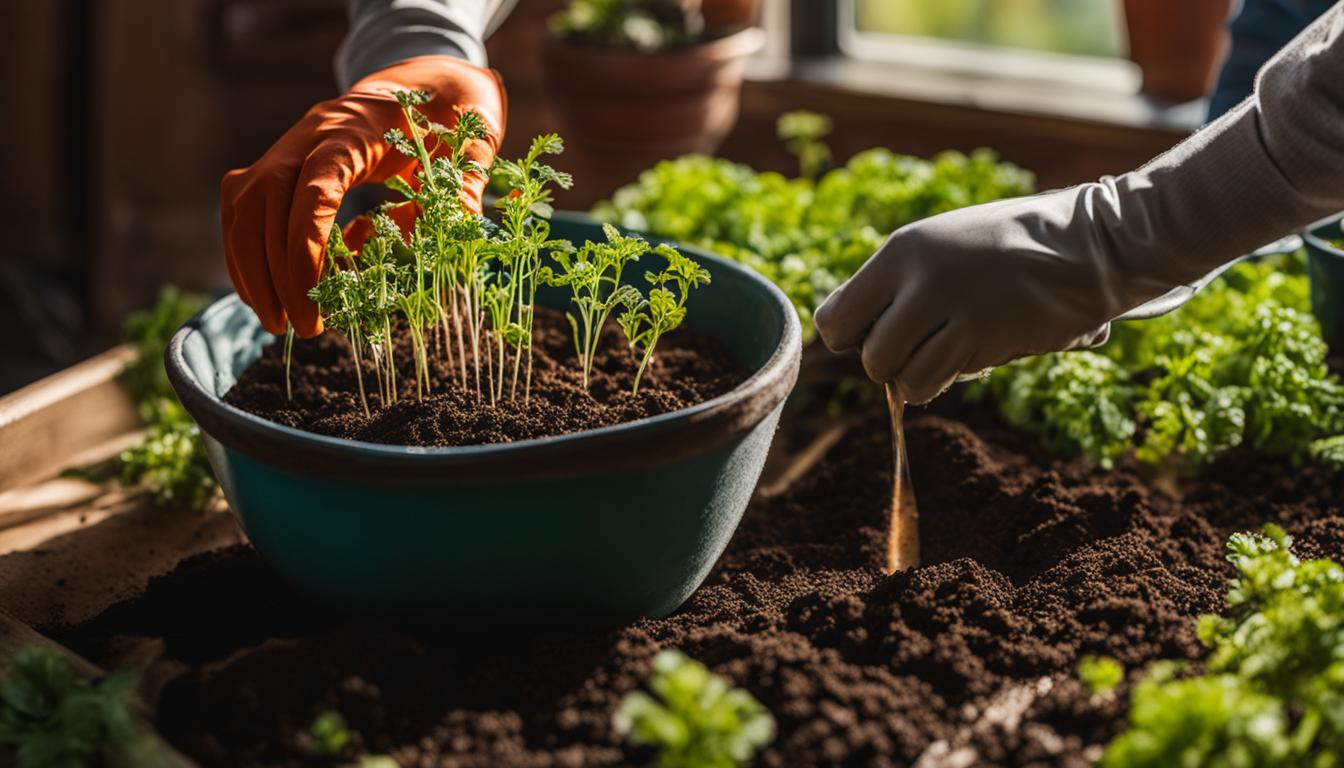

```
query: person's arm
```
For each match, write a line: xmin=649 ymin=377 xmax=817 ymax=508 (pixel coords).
xmin=814 ymin=2 xmax=1344 ymax=403
xmin=335 ymin=0 xmax=493 ymax=88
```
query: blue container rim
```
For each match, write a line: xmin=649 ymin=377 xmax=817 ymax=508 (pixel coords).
xmin=166 ymin=211 xmax=802 ymax=480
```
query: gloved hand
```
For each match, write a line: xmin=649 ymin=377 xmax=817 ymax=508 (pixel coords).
xmin=221 ymin=55 xmax=506 ymax=337
xmin=812 ymin=189 xmax=1136 ymax=404
xmin=816 ymin=0 xmax=1344 ymax=404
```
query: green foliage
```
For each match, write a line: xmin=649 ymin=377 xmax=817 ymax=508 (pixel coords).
xmin=593 ymin=145 xmax=1033 ymax=338
xmin=307 ymin=710 xmax=351 ymax=756
xmin=541 ymin=223 xmax=647 ymax=388
xmin=1102 ymin=666 xmax=1293 ymax=767
xmin=0 ymin=646 xmax=160 ymax=768
xmin=67 ymin=286 xmax=217 ymax=510
xmin=1102 ymin=525 xmax=1344 ymax=766
xmin=122 ymin=288 xmax=216 ymax=509
xmin=976 ymin=254 xmax=1344 ymax=469
xmin=117 ymin=398 xmax=215 ymax=510
xmin=619 ymin=246 xmax=711 ymax=394
xmin=1078 ymin=655 xmax=1124 ymax=696
xmin=549 ymin=0 xmax=707 ymax=51
xmin=967 ymin=351 xmax=1137 ymax=468
xmin=119 ymin=286 xmax=206 ymax=404
xmin=306 ymin=709 xmax=400 ymax=767
xmin=307 ymin=93 xmax=704 ymax=407
xmin=776 ymin=111 xmax=832 ymax=180
xmin=613 ymin=650 xmax=774 ymax=768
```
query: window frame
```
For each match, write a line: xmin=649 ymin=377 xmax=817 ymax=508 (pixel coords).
xmin=829 ymin=0 xmax=1138 ymax=93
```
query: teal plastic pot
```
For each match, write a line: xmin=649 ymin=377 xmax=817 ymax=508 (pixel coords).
xmin=166 ymin=212 xmax=801 ymax=621
xmin=1306 ymin=214 xmax=1344 ymax=344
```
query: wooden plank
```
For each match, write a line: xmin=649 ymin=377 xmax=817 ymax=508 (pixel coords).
xmin=0 ymin=345 xmax=140 ymax=494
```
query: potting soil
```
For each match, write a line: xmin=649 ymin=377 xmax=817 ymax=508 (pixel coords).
xmin=51 ymin=400 xmax=1344 ymax=767
xmin=224 ymin=307 xmax=745 ymax=447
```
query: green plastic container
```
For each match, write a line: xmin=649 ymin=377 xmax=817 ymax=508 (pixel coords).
xmin=166 ymin=212 xmax=801 ymax=621
xmin=1306 ymin=214 xmax=1344 ymax=344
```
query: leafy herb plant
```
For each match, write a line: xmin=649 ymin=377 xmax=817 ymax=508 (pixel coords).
xmin=550 ymin=0 xmax=708 ymax=51
xmin=613 ymin=649 xmax=775 ymax=768
xmin=971 ymin=253 xmax=1344 ymax=469
xmin=593 ymin=115 xmax=1034 ymax=337
xmin=0 ymin=646 xmax=163 ymax=768
xmin=1101 ymin=525 xmax=1344 ymax=766
xmin=303 ymin=92 xmax=708 ymax=415
xmin=67 ymin=286 xmax=217 ymax=511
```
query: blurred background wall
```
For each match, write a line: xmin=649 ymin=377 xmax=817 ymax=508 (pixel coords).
xmin=0 ymin=0 xmax=1217 ymax=392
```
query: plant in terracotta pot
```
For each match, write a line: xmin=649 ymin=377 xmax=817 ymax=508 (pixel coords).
xmin=1122 ymin=0 xmax=1232 ymax=101
xmin=540 ymin=0 xmax=765 ymax=198
xmin=166 ymin=92 xmax=800 ymax=622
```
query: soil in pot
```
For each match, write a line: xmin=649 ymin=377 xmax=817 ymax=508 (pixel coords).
xmin=223 ymin=306 xmax=746 ymax=447
xmin=48 ymin=396 xmax=1344 ymax=767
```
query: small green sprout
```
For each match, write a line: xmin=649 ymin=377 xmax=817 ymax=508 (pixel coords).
xmin=613 ymin=649 xmax=774 ymax=768
xmin=618 ymin=246 xmax=711 ymax=394
xmin=0 ymin=646 xmax=162 ymax=768
xmin=282 ymin=324 xmax=296 ymax=401
xmin=776 ymin=110 xmax=832 ymax=180
xmin=541 ymin=223 xmax=648 ymax=389
xmin=299 ymin=93 xmax=709 ymax=414
xmin=1077 ymin=655 xmax=1123 ymax=696
xmin=307 ymin=710 xmax=351 ymax=756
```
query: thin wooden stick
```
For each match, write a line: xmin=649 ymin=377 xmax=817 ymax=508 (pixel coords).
xmin=885 ymin=382 xmax=921 ymax=573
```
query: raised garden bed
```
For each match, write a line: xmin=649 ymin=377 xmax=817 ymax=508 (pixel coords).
xmin=5 ymin=108 xmax=1343 ymax=766
xmin=32 ymin=394 xmax=1344 ymax=767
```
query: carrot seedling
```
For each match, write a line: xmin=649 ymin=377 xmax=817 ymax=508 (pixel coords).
xmin=618 ymin=245 xmax=711 ymax=394
xmin=541 ymin=223 xmax=647 ymax=389
xmin=300 ymin=92 xmax=707 ymax=417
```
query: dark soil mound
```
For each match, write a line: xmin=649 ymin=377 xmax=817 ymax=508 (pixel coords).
xmin=224 ymin=307 xmax=745 ymax=447
xmin=55 ymin=407 xmax=1344 ymax=767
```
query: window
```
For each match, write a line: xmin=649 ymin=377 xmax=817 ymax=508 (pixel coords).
xmin=848 ymin=0 xmax=1122 ymax=59
xmin=834 ymin=0 xmax=1134 ymax=92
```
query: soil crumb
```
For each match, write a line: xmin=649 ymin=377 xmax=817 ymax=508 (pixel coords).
xmin=224 ymin=307 xmax=746 ymax=447
xmin=54 ymin=407 xmax=1344 ymax=767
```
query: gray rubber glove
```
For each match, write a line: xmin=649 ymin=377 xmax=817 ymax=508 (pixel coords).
xmin=815 ymin=2 xmax=1344 ymax=404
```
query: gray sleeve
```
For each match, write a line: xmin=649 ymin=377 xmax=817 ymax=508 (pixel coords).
xmin=336 ymin=0 xmax=491 ymax=89
xmin=1086 ymin=2 xmax=1344 ymax=293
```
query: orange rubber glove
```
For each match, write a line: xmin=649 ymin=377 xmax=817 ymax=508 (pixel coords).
xmin=221 ymin=55 xmax=506 ymax=337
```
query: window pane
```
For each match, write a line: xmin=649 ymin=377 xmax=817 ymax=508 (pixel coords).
xmin=854 ymin=0 xmax=1121 ymax=59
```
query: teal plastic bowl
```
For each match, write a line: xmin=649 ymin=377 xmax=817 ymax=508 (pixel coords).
xmin=1306 ymin=214 xmax=1344 ymax=344
xmin=166 ymin=212 xmax=801 ymax=621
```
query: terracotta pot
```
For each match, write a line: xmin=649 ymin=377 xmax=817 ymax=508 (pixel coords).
xmin=1123 ymin=0 xmax=1231 ymax=101
xmin=701 ymin=0 xmax=759 ymax=30
xmin=541 ymin=27 xmax=765 ymax=164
